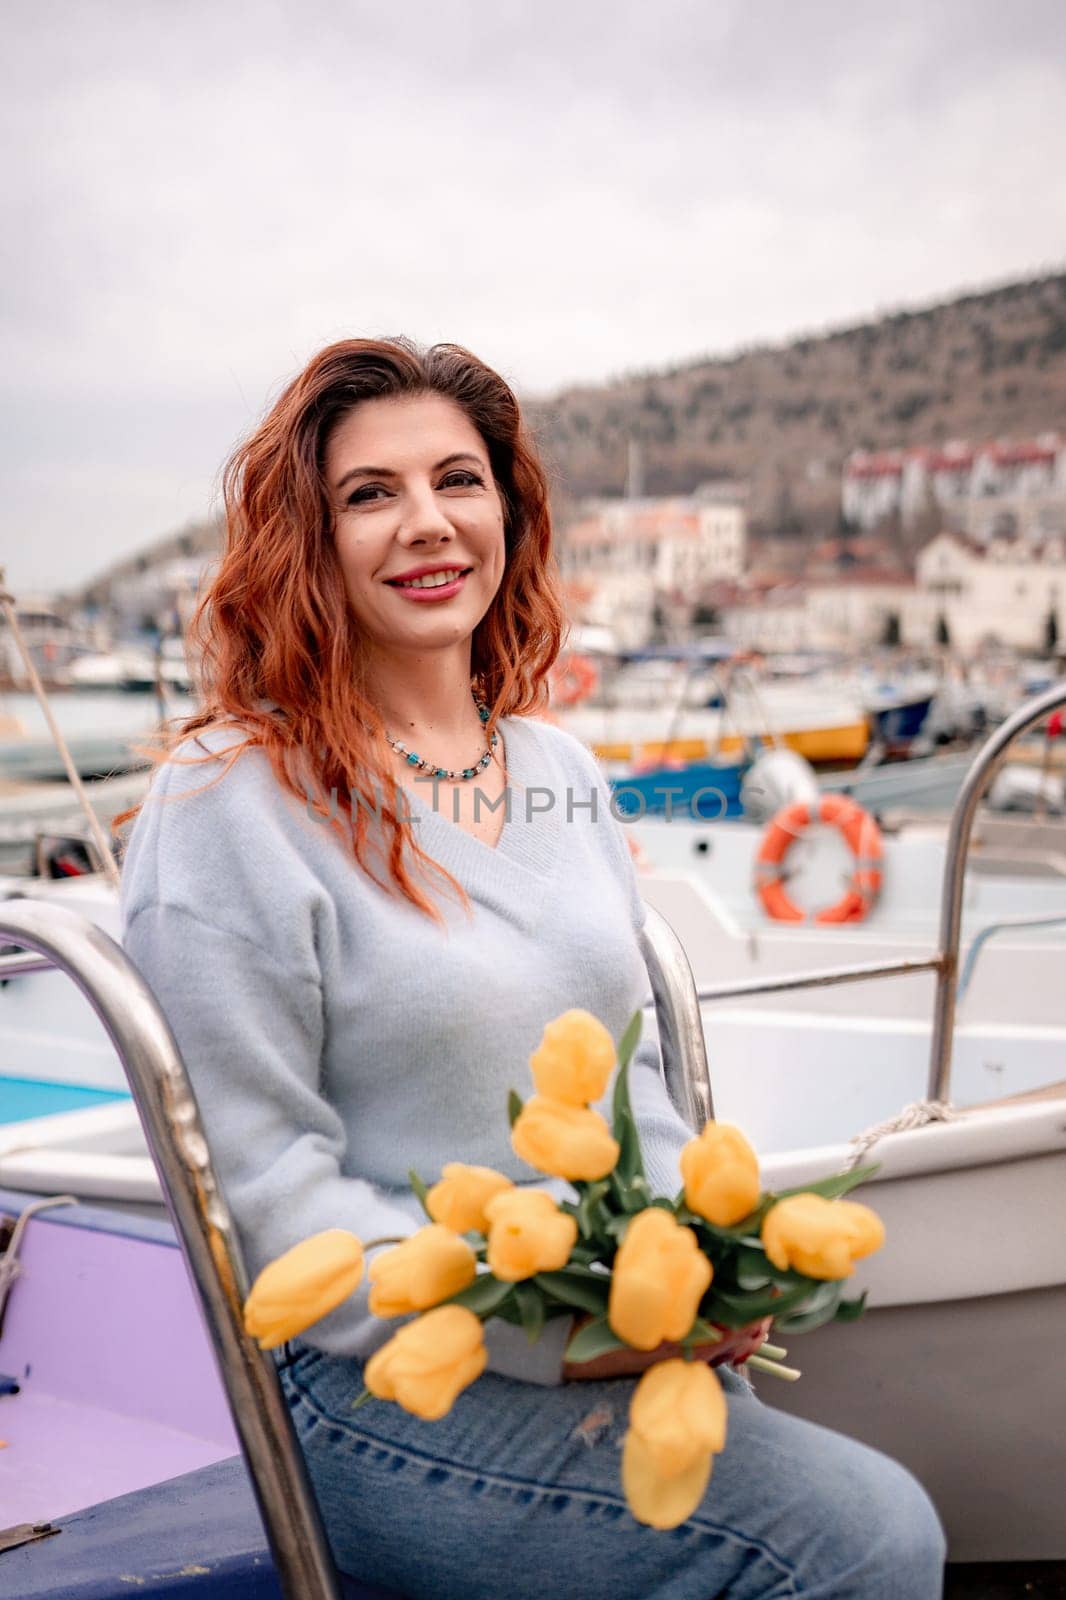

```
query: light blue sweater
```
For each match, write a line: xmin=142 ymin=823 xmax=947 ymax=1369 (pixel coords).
xmin=119 ymin=713 xmax=696 ymax=1383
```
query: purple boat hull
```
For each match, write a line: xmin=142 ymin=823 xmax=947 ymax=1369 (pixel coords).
xmin=0 ymin=1189 xmax=403 ymax=1599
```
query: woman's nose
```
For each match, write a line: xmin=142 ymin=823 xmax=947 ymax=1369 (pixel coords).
xmin=396 ymin=481 xmax=455 ymax=546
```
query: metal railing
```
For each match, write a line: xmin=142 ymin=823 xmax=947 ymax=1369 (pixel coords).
xmin=640 ymin=680 xmax=1066 ymax=1121
xmin=0 ymin=681 xmax=1062 ymax=1594
xmin=639 ymin=906 xmax=714 ymax=1129
xmin=0 ymin=899 xmax=343 ymax=1600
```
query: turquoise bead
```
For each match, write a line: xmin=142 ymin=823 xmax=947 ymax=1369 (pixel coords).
xmin=406 ymin=753 xmax=420 ymax=766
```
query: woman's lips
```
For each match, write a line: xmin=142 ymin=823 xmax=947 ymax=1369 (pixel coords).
xmin=386 ymin=569 xmax=471 ymax=602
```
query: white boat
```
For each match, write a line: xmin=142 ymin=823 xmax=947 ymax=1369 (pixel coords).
xmin=1 ymin=686 xmax=1065 ymax=1563
xmin=0 ymin=768 xmax=152 ymax=874
xmin=559 ymin=680 xmax=870 ymax=764
xmin=67 ymin=648 xmax=161 ymax=692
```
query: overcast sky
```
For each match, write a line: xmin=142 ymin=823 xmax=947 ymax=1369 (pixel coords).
xmin=3 ymin=0 xmax=1065 ymax=597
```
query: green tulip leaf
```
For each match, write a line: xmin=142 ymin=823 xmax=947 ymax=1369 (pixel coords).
xmin=684 ymin=1316 xmax=724 ymax=1345
xmin=407 ymin=1168 xmax=432 ymax=1220
xmin=563 ymin=1315 xmax=628 ymax=1365
xmin=773 ymin=1164 xmax=880 ymax=1203
xmin=705 ymin=1276 xmax=815 ymax=1325
xmin=514 ymin=1280 xmax=547 ymax=1344
xmin=507 ymin=1090 xmax=524 ymax=1129
xmin=770 ymin=1283 xmax=843 ymax=1335
xmin=446 ymin=1274 xmax=515 ymax=1317
xmin=833 ymin=1291 xmax=869 ymax=1323
xmin=534 ymin=1269 xmax=611 ymax=1316
xmin=616 ymin=1009 xmax=643 ymax=1073
xmin=611 ymin=1017 xmax=647 ymax=1187
xmin=575 ymin=1180 xmax=612 ymax=1241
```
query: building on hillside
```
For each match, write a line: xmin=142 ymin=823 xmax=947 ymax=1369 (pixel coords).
xmin=907 ymin=529 xmax=1064 ymax=653
xmin=0 ymin=596 xmax=87 ymax=684
xmin=714 ymin=580 xmax=809 ymax=653
xmin=557 ymin=486 xmax=747 ymax=648
xmin=804 ymin=571 xmax=916 ymax=651
xmin=559 ymin=487 xmax=746 ymax=589
xmin=64 ymin=519 xmax=223 ymax=637
xmin=842 ymin=434 xmax=1066 ymax=542
xmin=716 ymin=569 xmax=914 ymax=654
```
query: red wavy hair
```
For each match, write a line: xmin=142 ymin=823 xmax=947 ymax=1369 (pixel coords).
xmin=113 ymin=336 xmax=566 ymax=921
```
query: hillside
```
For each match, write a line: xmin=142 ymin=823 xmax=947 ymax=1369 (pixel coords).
xmin=528 ymin=272 xmax=1066 ymax=548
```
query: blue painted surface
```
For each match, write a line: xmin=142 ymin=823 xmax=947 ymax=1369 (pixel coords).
xmin=0 ymin=1456 xmax=407 ymax=1599
xmin=610 ymin=761 xmax=745 ymax=819
xmin=870 ymin=694 xmax=934 ymax=745
xmin=0 ymin=1077 xmax=129 ymax=1126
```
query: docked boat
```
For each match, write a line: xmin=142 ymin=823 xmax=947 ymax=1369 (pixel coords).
xmin=0 ymin=686 xmax=1064 ymax=1587
xmin=0 ymin=769 xmax=151 ymax=875
xmin=559 ymin=685 xmax=870 ymax=766
xmin=67 ymin=648 xmax=161 ymax=693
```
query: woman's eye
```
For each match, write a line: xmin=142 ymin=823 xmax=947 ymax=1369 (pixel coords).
xmin=345 ymin=470 xmax=483 ymax=507
xmin=440 ymin=470 xmax=484 ymax=489
xmin=347 ymin=484 xmax=389 ymax=505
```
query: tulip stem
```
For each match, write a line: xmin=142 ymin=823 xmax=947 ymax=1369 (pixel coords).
xmin=745 ymin=1353 xmax=802 ymax=1381
xmin=350 ymin=1387 xmax=373 ymax=1411
xmin=363 ymin=1236 xmax=408 ymax=1250
xmin=759 ymin=1342 xmax=789 ymax=1361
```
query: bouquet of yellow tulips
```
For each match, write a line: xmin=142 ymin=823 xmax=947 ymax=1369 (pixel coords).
xmin=244 ymin=1009 xmax=884 ymax=1529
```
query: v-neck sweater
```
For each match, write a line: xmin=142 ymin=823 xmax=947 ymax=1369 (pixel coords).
xmin=119 ymin=713 xmax=697 ymax=1383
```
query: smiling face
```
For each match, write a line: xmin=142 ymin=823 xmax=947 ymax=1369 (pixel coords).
xmin=325 ymin=392 xmax=507 ymax=668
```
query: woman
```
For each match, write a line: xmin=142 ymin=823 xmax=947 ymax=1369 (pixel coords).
xmin=119 ymin=337 xmax=945 ymax=1598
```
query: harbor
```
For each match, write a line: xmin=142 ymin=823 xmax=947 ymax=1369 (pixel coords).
xmin=4 ymin=6 xmax=1066 ymax=1585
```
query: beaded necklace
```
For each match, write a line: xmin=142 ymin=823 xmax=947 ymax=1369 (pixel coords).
xmin=383 ymin=689 xmax=498 ymax=782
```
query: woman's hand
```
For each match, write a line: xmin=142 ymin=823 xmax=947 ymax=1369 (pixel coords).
xmin=562 ymin=1316 xmax=772 ymax=1382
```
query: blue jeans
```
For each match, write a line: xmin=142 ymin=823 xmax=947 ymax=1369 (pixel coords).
xmin=279 ymin=1343 xmax=945 ymax=1599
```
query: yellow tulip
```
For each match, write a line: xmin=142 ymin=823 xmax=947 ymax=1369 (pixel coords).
xmin=365 ymin=1305 xmax=487 ymax=1420
xmin=608 ymin=1207 xmax=713 ymax=1351
xmin=529 ymin=1009 xmax=616 ymax=1106
xmin=511 ymin=1095 xmax=620 ymax=1182
xmin=680 ymin=1122 xmax=762 ymax=1228
xmin=426 ymin=1162 xmax=514 ymax=1235
xmin=762 ymin=1194 xmax=886 ymax=1280
xmin=623 ymin=1429 xmax=713 ymax=1531
xmin=367 ymin=1225 xmax=477 ymax=1317
xmin=243 ymin=1229 xmax=364 ymax=1350
xmin=623 ymin=1359 xmax=727 ymax=1529
xmin=483 ymin=1188 xmax=578 ymax=1282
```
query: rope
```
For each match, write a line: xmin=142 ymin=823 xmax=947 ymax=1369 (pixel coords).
xmin=0 ymin=571 xmax=122 ymax=890
xmin=0 ymin=1195 xmax=77 ymax=1334
xmin=841 ymin=1099 xmax=959 ymax=1173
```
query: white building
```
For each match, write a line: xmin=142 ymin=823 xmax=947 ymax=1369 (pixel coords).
xmin=718 ymin=585 xmax=809 ymax=654
xmin=558 ymin=488 xmax=746 ymax=595
xmin=804 ymin=575 xmax=916 ymax=651
xmin=904 ymin=530 xmax=1064 ymax=653
xmin=843 ymin=434 xmax=1066 ymax=542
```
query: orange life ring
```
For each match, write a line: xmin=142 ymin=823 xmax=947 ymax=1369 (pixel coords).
xmin=754 ymin=794 xmax=883 ymax=925
xmin=550 ymin=653 xmax=599 ymax=708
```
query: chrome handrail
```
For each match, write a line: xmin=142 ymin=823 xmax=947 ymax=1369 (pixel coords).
xmin=928 ymin=680 xmax=1066 ymax=1098
xmin=639 ymin=904 xmax=714 ymax=1130
xmin=956 ymin=911 xmax=1066 ymax=1002
xmin=641 ymin=681 xmax=1066 ymax=1124
xmin=0 ymin=900 xmax=342 ymax=1600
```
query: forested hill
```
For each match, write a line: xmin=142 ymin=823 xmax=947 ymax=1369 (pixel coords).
xmin=528 ymin=272 xmax=1066 ymax=542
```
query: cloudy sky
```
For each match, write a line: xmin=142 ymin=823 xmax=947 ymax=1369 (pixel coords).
xmin=3 ymin=0 xmax=1064 ymax=596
